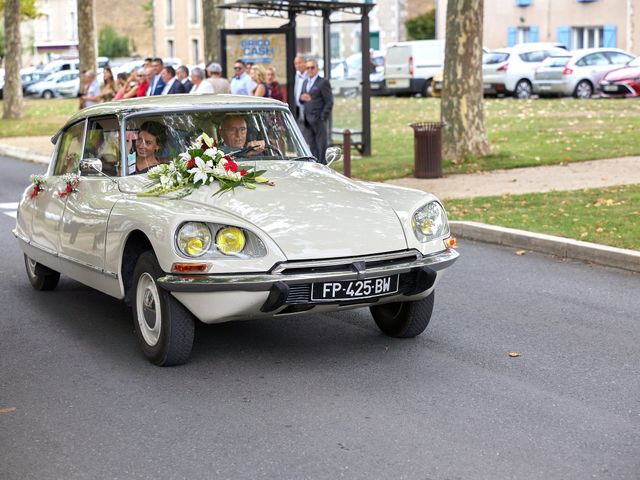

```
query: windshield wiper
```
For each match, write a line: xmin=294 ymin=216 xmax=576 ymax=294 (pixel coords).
xmin=289 ymin=156 xmax=317 ymax=162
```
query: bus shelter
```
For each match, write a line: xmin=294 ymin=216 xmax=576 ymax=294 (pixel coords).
xmin=218 ymin=0 xmax=375 ymax=155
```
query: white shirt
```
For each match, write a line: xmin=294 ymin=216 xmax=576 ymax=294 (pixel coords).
xmin=294 ymin=70 xmax=307 ymax=106
xmin=189 ymin=81 xmax=215 ymax=94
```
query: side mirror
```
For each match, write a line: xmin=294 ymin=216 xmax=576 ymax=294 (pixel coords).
xmin=80 ymin=158 xmax=103 ymax=175
xmin=325 ymin=146 xmax=342 ymax=166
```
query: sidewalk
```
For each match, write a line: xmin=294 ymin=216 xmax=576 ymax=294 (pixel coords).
xmin=1 ymin=135 xmax=639 ymax=272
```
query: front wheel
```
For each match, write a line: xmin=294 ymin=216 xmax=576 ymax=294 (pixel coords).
xmin=42 ymin=90 xmax=53 ymax=99
xmin=370 ymin=291 xmax=435 ymax=338
xmin=24 ymin=254 xmax=60 ymax=291
xmin=514 ymin=80 xmax=533 ymax=99
xmin=131 ymin=251 xmax=195 ymax=366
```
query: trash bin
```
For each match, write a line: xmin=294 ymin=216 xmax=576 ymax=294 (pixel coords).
xmin=410 ymin=122 xmax=444 ymax=179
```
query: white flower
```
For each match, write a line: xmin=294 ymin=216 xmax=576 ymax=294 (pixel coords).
xmin=189 ymin=156 xmax=214 ymax=185
xmin=204 ymin=147 xmax=217 ymax=159
xmin=179 ymin=152 xmax=191 ymax=162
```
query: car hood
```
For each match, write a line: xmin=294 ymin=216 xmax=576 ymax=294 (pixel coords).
xmin=152 ymin=161 xmax=408 ymax=260
xmin=603 ymin=66 xmax=640 ymax=82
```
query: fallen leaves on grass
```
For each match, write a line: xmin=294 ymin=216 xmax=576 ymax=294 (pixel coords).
xmin=515 ymin=250 xmax=526 ymax=256
xmin=508 ymin=352 xmax=520 ymax=358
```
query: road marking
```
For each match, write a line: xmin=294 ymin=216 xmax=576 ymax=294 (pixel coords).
xmin=0 ymin=202 xmax=18 ymax=219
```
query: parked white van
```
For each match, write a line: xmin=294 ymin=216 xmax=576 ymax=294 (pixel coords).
xmin=384 ymin=40 xmax=445 ymax=96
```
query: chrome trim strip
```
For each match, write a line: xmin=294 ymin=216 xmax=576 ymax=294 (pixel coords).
xmin=158 ymin=248 xmax=459 ymax=293
xmin=271 ymin=250 xmax=420 ymax=274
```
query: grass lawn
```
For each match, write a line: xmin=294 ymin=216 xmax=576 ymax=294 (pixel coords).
xmin=0 ymin=98 xmax=78 ymax=137
xmin=444 ymin=184 xmax=640 ymax=251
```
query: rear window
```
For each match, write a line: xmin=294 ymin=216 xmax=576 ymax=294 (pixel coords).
xmin=483 ymin=52 xmax=509 ymax=65
xmin=519 ymin=51 xmax=547 ymax=63
xmin=542 ymin=56 xmax=570 ymax=68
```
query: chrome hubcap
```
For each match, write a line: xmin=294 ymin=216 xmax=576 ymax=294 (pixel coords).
xmin=26 ymin=257 xmax=37 ymax=278
xmin=136 ymin=273 xmax=161 ymax=347
xmin=577 ymin=83 xmax=592 ymax=98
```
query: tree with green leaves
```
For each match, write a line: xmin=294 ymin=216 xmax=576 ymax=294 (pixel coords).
xmin=99 ymin=25 xmax=130 ymax=58
xmin=440 ymin=0 xmax=490 ymax=163
xmin=406 ymin=9 xmax=436 ymax=40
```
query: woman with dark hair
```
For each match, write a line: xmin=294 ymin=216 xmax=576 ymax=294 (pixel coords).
xmin=134 ymin=121 xmax=166 ymax=174
xmin=100 ymin=67 xmax=116 ymax=102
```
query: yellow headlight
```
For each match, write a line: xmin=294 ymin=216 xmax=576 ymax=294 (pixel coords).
xmin=177 ymin=222 xmax=212 ymax=257
xmin=216 ymin=226 xmax=246 ymax=255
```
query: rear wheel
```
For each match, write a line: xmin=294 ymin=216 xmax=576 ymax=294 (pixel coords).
xmin=370 ymin=291 xmax=435 ymax=338
xmin=131 ymin=251 xmax=195 ymax=366
xmin=24 ymin=254 xmax=60 ymax=291
xmin=574 ymin=80 xmax=593 ymax=99
xmin=42 ymin=90 xmax=53 ymax=99
xmin=514 ymin=80 xmax=533 ymax=99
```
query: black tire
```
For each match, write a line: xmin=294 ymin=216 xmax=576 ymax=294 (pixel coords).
xmin=24 ymin=254 xmax=60 ymax=291
xmin=514 ymin=80 xmax=533 ymax=99
xmin=131 ymin=251 xmax=195 ymax=366
xmin=42 ymin=90 xmax=53 ymax=99
xmin=370 ymin=291 xmax=435 ymax=338
xmin=574 ymin=80 xmax=593 ymax=99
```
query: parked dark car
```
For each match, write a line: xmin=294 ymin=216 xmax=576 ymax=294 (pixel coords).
xmin=0 ymin=69 xmax=49 ymax=99
xmin=599 ymin=56 xmax=640 ymax=97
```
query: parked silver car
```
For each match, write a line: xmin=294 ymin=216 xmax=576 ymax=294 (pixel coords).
xmin=25 ymin=69 xmax=80 ymax=99
xmin=533 ymin=48 xmax=635 ymax=98
xmin=483 ymin=43 xmax=568 ymax=99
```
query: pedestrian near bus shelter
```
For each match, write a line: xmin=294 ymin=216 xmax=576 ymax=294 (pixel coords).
xmin=299 ymin=58 xmax=333 ymax=164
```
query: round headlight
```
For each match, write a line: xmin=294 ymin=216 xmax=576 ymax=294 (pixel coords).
xmin=216 ymin=226 xmax=246 ymax=255
xmin=412 ymin=202 xmax=449 ymax=242
xmin=177 ymin=222 xmax=212 ymax=257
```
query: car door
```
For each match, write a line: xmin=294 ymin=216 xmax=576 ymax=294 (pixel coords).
xmin=28 ymin=121 xmax=86 ymax=257
xmin=58 ymin=116 xmax=122 ymax=279
xmin=577 ymin=52 xmax=614 ymax=85
xmin=57 ymin=73 xmax=79 ymax=96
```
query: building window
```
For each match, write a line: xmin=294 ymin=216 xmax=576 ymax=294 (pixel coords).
xmin=44 ymin=14 xmax=51 ymax=41
xmin=516 ymin=0 xmax=532 ymax=5
xmin=166 ymin=0 xmax=174 ymax=26
xmin=190 ymin=0 xmax=199 ymax=24
xmin=167 ymin=39 xmax=175 ymax=58
xmin=191 ymin=38 xmax=200 ymax=64
xmin=573 ymin=26 xmax=604 ymax=48
xmin=330 ymin=32 xmax=340 ymax=59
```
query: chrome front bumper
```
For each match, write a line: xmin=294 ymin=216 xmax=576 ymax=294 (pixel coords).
xmin=157 ymin=249 xmax=459 ymax=292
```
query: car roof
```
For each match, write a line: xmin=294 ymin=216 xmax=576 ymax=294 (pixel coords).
xmin=56 ymin=94 xmax=287 ymax=139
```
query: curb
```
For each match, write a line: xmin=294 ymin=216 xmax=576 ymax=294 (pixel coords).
xmin=450 ymin=221 xmax=640 ymax=273
xmin=0 ymin=144 xmax=50 ymax=165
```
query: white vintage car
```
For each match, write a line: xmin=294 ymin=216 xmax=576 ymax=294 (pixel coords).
xmin=14 ymin=95 xmax=458 ymax=366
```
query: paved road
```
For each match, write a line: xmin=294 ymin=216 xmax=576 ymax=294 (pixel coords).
xmin=1 ymin=156 xmax=639 ymax=479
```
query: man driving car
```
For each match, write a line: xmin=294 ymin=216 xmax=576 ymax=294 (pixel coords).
xmin=218 ymin=115 xmax=265 ymax=155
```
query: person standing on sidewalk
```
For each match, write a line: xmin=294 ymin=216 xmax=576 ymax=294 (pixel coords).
xmin=80 ymin=71 xmax=102 ymax=108
xmin=293 ymin=55 xmax=307 ymax=129
xmin=299 ymin=58 xmax=333 ymax=164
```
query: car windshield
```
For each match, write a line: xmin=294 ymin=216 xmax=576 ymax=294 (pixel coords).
xmin=483 ymin=52 xmax=509 ymax=64
xmin=123 ymin=109 xmax=308 ymax=175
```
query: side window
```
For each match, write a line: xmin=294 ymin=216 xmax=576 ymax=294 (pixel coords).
xmin=606 ymin=52 xmax=634 ymax=65
xmin=53 ymin=122 xmax=85 ymax=175
xmin=83 ymin=116 xmax=121 ymax=176
xmin=582 ymin=53 xmax=610 ymax=66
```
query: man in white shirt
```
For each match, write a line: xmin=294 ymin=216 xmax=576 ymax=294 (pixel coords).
xmin=189 ymin=67 xmax=215 ymax=94
xmin=230 ymin=60 xmax=254 ymax=95
xmin=293 ymin=55 xmax=308 ymax=128
xmin=81 ymin=71 xmax=101 ymax=108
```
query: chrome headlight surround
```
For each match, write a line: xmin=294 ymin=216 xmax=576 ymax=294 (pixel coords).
xmin=411 ymin=201 xmax=450 ymax=242
xmin=175 ymin=222 xmax=267 ymax=259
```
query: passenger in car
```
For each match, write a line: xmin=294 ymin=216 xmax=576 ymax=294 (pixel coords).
xmin=133 ymin=121 xmax=167 ymax=174
xmin=218 ymin=115 xmax=265 ymax=156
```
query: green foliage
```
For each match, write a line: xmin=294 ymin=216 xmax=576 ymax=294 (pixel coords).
xmin=445 ymin=185 xmax=640 ymax=250
xmin=406 ymin=9 xmax=436 ymax=40
xmin=98 ymin=25 xmax=130 ymax=58
xmin=0 ymin=0 xmax=41 ymax=19
xmin=142 ymin=0 xmax=154 ymax=28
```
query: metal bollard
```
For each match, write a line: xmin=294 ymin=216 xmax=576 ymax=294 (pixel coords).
xmin=343 ymin=129 xmax=351 ymax=178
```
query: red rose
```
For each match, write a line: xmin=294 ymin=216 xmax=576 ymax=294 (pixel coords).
xmin=187 ymin=159 xmax=196 ymax=169
xmin=66 ymin=184 xmax=73 ymax=193
xmin=224 ymin=155 xmax=232 ymax=162
xmin=240 ymin=169 xmax=247 ymax=176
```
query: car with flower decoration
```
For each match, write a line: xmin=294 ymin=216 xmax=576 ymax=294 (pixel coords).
xmin=14 ymin=95 xmax=458 ymax=366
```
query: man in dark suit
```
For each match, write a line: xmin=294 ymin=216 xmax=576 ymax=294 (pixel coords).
xmin=160 ymin=66 xmax=186 ymax=95
xmin=299 ymin=58 xmax=333 ymax=164
xmin=176 ymin=65 xmax=193 ymax=92
xmin=147 ymin=57 xmax=165 ymax=96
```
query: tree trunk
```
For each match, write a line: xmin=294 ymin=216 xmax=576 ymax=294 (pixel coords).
xmin=2 ymin=0 xmax=23 ymax=120
xmin=441 ymin=0 xmax=490 ymax=163
xmin=202 ymin=0 xmax=225 ymax=65
xmin=77 ymin=0 xmax=97 ymax=76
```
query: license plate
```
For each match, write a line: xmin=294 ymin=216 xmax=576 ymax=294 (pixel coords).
xmin=603 ymin=85 xmax=618 ymax=92
xmin=538 ymin=85 xmax=551 ymax=90
xmin=311 ymin=275 xmax=399 ymax=301
xmin=388 ymin=79 xmax=396 ymax=85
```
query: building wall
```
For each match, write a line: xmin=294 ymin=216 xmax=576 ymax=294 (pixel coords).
xmin=94 ymin=2 xmax=153 ymax=57
xmin=436 ymin=0 xmax=640 ymax=54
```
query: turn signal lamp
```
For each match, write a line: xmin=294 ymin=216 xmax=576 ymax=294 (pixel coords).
xmin=216 ymin=226 xmax=246 ymax=255
xmin=445 ymin=237 xmax=457 ymax=248
xmin=172 ymin=263 xmax=208 ymax=273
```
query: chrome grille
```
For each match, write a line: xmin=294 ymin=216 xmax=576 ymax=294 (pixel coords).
xmin=286 ymin=284 xmax=311 ymax=304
